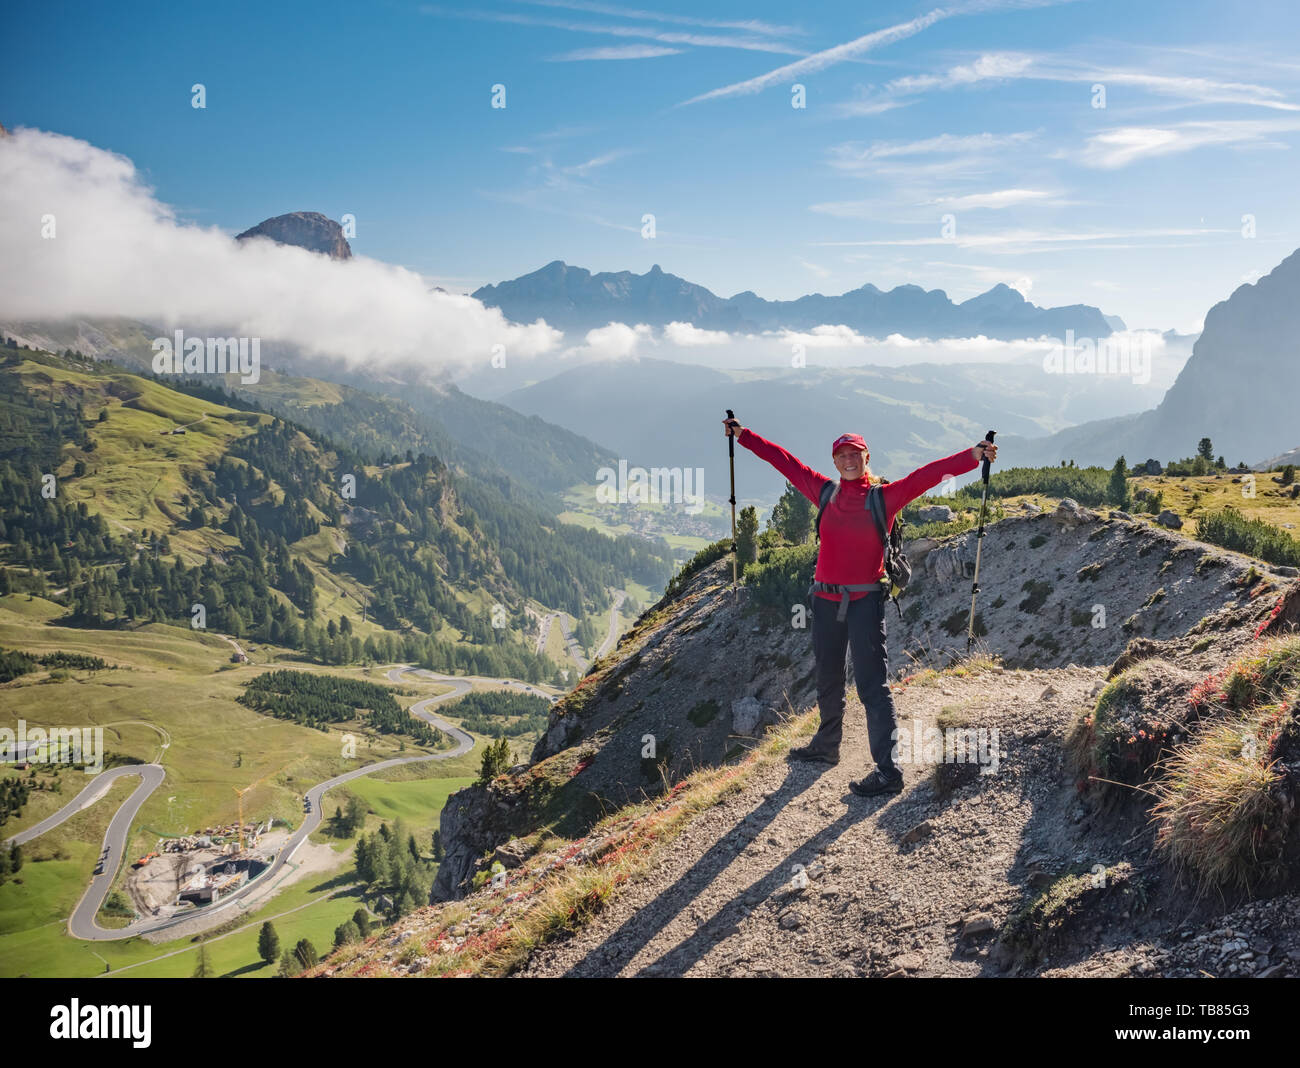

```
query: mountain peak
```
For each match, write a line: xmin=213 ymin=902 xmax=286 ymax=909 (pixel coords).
xmin=235 ymin=211 xmax=352 ymax=260
xmin=960 ymin=283 xmax=1028 ymax=311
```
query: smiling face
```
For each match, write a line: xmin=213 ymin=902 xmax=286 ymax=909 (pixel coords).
xmin=833 ymin=445 xmax=867 ymax=479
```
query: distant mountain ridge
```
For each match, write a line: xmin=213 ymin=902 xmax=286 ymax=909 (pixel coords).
xmin=472 ymin=260 xmax=1120 ymax=340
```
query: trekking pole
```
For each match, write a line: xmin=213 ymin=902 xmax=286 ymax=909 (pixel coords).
xmin=726 ymin=409 xmax=738 ymax=591
xmin=966 ymin=429 xmax=997 ymax=655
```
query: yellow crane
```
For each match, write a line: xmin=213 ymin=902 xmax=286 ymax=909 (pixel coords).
xmin=232 ymin=759 xmax=294 ymax=853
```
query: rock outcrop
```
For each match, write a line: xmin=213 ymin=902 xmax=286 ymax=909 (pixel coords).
xmin=236 ymin=211 xmax=352 ymax=260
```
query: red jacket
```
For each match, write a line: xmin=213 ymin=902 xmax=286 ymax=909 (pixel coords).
xmin=737 ymin=427 xmax=980 ymax=604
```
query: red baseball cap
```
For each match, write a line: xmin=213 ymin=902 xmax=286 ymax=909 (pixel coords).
xmin=831 ymin=433 xmax=868 ymax=456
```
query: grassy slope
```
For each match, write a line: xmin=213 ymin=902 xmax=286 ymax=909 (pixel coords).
xmin=0 ymin=597 xmax=484 ymax=977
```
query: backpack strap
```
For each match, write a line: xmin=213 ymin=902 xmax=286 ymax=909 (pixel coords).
xmin=813 ymin=478 xmax=835 ymax=541
xmin=866 ymin=483 xmax=888 ymax=541
xmin=867 ymin=483 xmax=906 ymax=620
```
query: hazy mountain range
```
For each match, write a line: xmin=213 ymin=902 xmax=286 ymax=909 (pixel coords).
xmin=472 ymin=260 xmax=1121 ymax=341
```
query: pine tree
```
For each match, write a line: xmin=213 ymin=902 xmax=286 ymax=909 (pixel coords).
xmin=193 ymin=941 xmax=213 ymax=978
xmin=771 ymin=481 xmax=813 ymax=543
xmin=354 ymin=834 xmax=373 ymax=883
xmin=1197 ymin=437 xmax=1214 ymax=461
xmin=735 ymin=505 xmax=759 ymax=575
xmin=293 ymin=938 xmax=319 ymax=970
xmin=258 ymin=921 xmax=280 ymax=964
xmin=478 ymin=736 xmax=511 ymax=783
xmin=370 ymin=847 xmax=392 ymax=889
xmin=1108 ymin=456 xmax=1132 ymax=508
xmin=345 ymin=794 xmax=366 ymax=836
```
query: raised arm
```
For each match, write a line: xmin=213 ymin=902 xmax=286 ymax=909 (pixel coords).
xmin=881 ymin=446 xmax=982 ymax=519
xmin=735 ymin=427 xmax=829 ymax=506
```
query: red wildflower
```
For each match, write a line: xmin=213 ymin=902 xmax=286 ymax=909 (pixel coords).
xmin=1254 ymin=595 xmax=1285 ymax=640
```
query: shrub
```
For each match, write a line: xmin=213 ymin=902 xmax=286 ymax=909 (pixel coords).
xmin=1150 ymin=709 xmax=1288 ymax=893
xmin=662 ymin=538 xmax=731 ymax=600
xmin=1018 ymin=580 xmax=1053 ymax=615
xmin=688 ymin=699 xmax=720 ymax=727
xmin=1197 ymin=506 xmax=1300 ymax=567
xmin=743 ymin=542 xmax=817 ymax=611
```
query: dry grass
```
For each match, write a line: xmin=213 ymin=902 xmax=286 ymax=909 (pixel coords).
xmin=1146 ymin=635 xmax=1300 ymax=894
xmin=1150 ymin=709 xmax=1287 ymax=895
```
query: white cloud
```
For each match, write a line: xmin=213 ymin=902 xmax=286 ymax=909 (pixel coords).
xmin=566 ymin=321 xmax=655 ymax=360
xmin=548 ymin=44 xmax=681 ymax=61
xmin=419 ymin=4 xmax=803 ymax=55
xmin=0 ymin=127 xmax=562 ymax=375
xmin=775 ymin=323 xmax=871 ymax=348
xmin=663 ymin=321 xmax=731 ymax=345
xmin=1077 ymin=119 xmax=1300 ymax=168
xmin=814 ymin=185 xmax=1061 ymax=221
xmin=826 ymin=132 xmax=1037 ymax=176
xmin=520 ymin=1 xmax=805 ymax=37
xmin=927 ymin=188 xmax=1058 ymax=210
xmin=561 ymin=150 xmax=637 ymax=175
xmin=678 ymin=6 xmax=953 ymax=106
xmin=886 ymin=51 xmax=1036 ymax=95
xmin=819 ymin=226 xmax=1230 ymax=252
xmin=796 ymin=258 xmax=832 ymax=279
xmin=846 ymin=49 xmax=1300 ymax=114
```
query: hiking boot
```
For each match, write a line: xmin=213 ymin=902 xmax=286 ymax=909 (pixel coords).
xmin=788 ymin=744 xmax=840 ymax=766
xmin=849 ymin=769 xmax=904 ymax=797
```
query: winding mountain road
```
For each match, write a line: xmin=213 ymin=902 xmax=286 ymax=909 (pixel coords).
xmin=8 ymin=665 xmax=479 ymax=942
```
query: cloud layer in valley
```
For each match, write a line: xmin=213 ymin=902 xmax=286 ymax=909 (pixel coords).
xmin=0 ymin=127 xmax=563 ymax=376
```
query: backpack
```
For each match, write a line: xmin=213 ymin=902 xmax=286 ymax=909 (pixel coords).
xmin=814 ymin=478 xmax=913 ymax=619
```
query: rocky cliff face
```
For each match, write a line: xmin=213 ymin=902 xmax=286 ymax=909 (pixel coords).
xmin=1145 ymin=247 xmax=1300 ymax=465
xmin=997 ymin=246 xmax=1300 ymax=469
xmin=235 ymin=211 xmax=352 ymax=260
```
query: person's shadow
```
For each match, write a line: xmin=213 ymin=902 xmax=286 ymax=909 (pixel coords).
xmin=558 ymin=761 xmax=891 ymax=977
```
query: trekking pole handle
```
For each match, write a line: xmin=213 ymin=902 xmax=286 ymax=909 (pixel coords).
xmin=980 ymin=430 xmax=996 ymax=483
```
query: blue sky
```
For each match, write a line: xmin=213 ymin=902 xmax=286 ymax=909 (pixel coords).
xmin=5 ymin=0 xmax=1300 ymax=333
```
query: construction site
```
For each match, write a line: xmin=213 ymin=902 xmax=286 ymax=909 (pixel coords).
xmin=124 ymin=817 xmax=284 ymax=919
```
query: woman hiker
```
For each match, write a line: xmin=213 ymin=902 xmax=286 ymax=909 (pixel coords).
xmin=722 ymin=417 xmax=998 ymax=797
